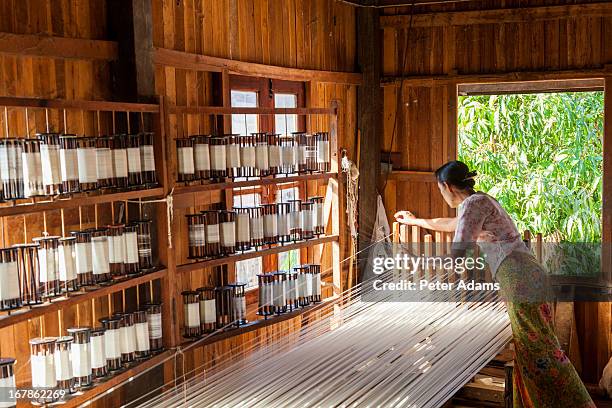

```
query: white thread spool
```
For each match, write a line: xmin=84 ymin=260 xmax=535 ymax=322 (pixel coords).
xmin=267 ymin=134 xmax=282 ymax=171
xmin=58 ymin=237 xmax=78 ymax=292
xmin=38 ymin=133 xmax=62 ymax=195
xmin=0 ymin=358 xmax=16 ymax=408
xmin=95 ymin=138 xmax=114 ymax=186
xmin=145 ymin=303 xmax=163 ymax=352
xmin=254 ymin=133 xmax=269 ymax=175
xmin=234 ymin=208 xmax=251 ymax=251
xmin=53 ymin=336 xmax=73 ymax=388
xmin=209 ymin=137 xmax=227 ymax=177
xmin=76 ymin=137 xmax=98 ymax=188
xmin=67 ymin=327 xmax=92 ymax=388
xmin=220 ymin=210 xmax=236 ymax=255
xmin=91 ymin=229 xmax=110 ymax=281
xmin=101 ymin=316 xmax=122 ymax=371
xmin=30 ymin=337 xmax=57 ymax=397
xmin=230 ymin=283 xmax=247 ymax=324
xmin=277 ymin=203 xmax=290 ymax=242
xmin=197 ymin=287 xmax=217 ymax=333
xmin=90 ymin=328 xmax=107 ymax=378
xmin=176 ymin=138 xmax=195 ymax=182
xmin=239 ymin=135 xmax=256 ymax=177
xmin=118 ymin=313 xmax=137 ymax=363
xmin=0 ymin=248 xmax=20 ymax=307
xmin=192 ymin=135 xmax=211 ymax=180
xmin=225 ymin=135 xmax=241 ymax=178
xmin=249 ymin=207 xmax=264 ymax=246
xmin=134 ymin=310 xmax=151 ymax=358
xmin=22 ymin=139 xmax=44 ymax=197
xmin=263 ymin=204 xmax=278 ymax=244
xmin=183 ymin=291 xmax=201 ymax=338
xmin=112 ymin=135 xmax=129 ymax=188
xmin=72 ymin=230 xmax=94 ymax=286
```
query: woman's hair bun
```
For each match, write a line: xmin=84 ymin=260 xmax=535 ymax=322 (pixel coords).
xmin=464 ymin=170 xmax=477 ymax=180
xmin=434 ymin=161 xmax=477 ymax=190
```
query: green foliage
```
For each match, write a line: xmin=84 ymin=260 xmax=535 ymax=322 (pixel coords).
xmin=457 ymin=92 xmax=604 ymax=242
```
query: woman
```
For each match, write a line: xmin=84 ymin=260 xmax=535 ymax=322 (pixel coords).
xmin=394 ymin=160 xmax=594 ymax=408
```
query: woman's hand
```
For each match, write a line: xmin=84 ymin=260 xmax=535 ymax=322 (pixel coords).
xmin=394 ymin=210 xmax=417 ymax=225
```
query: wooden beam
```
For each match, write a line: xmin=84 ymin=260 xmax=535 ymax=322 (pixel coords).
xmin=0 ymin=96 xmax=159 ymax=112
xmin=0 ymin=32 xmax=118 ymax=60
xmin=167 ymin=106 xmax=337 ymax=115
xmin=153 ymin=47 xmax=363 ymax=85
xmin=380 ymin=2 xmax=612 ymax=28
xmin=357 ymin=7 xmax=383 ymax=280
xmin=386 ymin=170 xmax=436 ymax=183
xmin=382 ymin=66 xmax=612 ymax=87
xmin=458 ymin=79 xmax=605 ymax=96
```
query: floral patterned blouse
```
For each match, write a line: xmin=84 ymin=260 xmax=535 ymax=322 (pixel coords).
xmin=452 ymin=192 xmax=530 ymax=277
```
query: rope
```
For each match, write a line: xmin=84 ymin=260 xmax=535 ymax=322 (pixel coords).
xmin=127 ymin=188 xmax=174 ymax=248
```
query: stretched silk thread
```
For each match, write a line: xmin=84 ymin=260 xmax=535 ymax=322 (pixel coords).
xmin=133 ymin=269 xmax=511 ymax=408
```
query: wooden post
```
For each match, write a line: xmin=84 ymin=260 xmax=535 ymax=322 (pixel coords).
xmin=357 ymin=5 xmax=382 ymax=281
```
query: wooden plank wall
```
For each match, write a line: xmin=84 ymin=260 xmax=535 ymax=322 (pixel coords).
xmin=150 ymin=0 xmax=358 ymax=396
xmin=380 ymin=0 xmax=612 ymax=383
xmin=0 ymin=0 xmax=122 ymax=396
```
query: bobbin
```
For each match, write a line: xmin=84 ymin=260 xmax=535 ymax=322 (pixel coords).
xmin=53 ymin=336 xmax=74 ymax=396
xmin=233 ymin=207 xmax=251 ymax=251
xmin=134 ymin=310 xmax=151 ymax=360
xmin=107 ymin=224 xmax=126 ymax=278
xmin=90 ymin=327 xmax=108 ymax=380
xmin=127 ymin=133 xmax=144 ymax=188
xmin=58 ymin=236 xmax=78 ymax=293
xmin=96 ymin=136 xmax=115 ymax=189
xmin=66 ymin=326 xmax=93 ymax=389
xmin=139 ymin=132 xmax=157 ymax=186
xmin=0 ymin=247 xmax=21 ymax=311
xmin=22 ymin=138 xmax=45 ymax=198
xmin=248 ymin=206 xmax=265 ymax=248
xmin=75 ymin=136 xmax=99 ymax=191
xmin=12 ymin=243 xmax=42 ymax=305
xmin=182 ymin=290 xmax=202 ymax=338
xmin=203 ymin=210 xmax=221 ymax=257
xmin=112 ymin=134 xmax=129 ymax=190
xmin=262 ymin=204 xmax=278 ymax=245
xmin=209 ymin=136 xmax=227 ymax=180
xmin=71 ymin=229 xmax=95 ymax=287
xmin=196 ymin=287 xmax=217 ymax=333
xmin=276 ymin=203 xmax=291 ymax=244
xmin=37 ymin=132 xmax=63 ymax=196
xmin=90 ymin=228 xmax=111 ymax=284
xmin=225 ymin=134 xmax=242 ymax=179
xmin=29 ymin=337 xmax=58 ymax=404
xmin=144 ymin=302 xmax=163 ymax=352
xmin=99 ymin=316 xmax=123 ymax=371
xmin=134 ymin=219 xmax=155 ymax=272
xmin=219 ymin=210 xmax=237 ymax=255
xmin=32 ymin=235 xmax=61 ymax=299
xmin=176 ymin=137 xmax=195 ymax=183
xmin=229 ymin=282 xmax=247 ymax=326
xmin=191 ymin=134 xmax=211 ymax=180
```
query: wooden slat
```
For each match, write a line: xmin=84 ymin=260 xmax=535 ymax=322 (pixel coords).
xmin=174 ymin=173 xmax=336 ymax=196
xmin=0 ymin=32 xmax=118 ymax=60
xmin=167 ymin=105 xmax=337 ymax=115
xmin=458 ymin=79 xmax=605 ymax=95
xmin=386 ymin=170 xmax=436 ymax=182
xmin=381 ymin=66 xmax=612 ymax=87
xmin=153 ymin=47 xmax=363 ymax=85
xmin=177 ymin=235 xmax=339 ymax=274
xmin=0 ymin=96 xmax=159 ymax=112
xmin=0 ymin=269 xmax=166 ymax=330
xmin=380 ymin=2 xmax=612 ymax=28
xmin=0 ymin=187 xmax=164 ymax=217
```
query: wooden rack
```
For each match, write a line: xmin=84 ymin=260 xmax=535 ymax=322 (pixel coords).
xmin=162 ymin=100 xmax=342 ymax=351
xmin=0 ymin=96 xmax=342 ymax=406
xmin=0 ymin=96 xmax=169 ymax=407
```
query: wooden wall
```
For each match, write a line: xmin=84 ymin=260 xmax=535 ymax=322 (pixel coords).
xmin=148 ymin=0 xmax=358 ymax=400
xmin=380 ymin=0 xmax=611 ymax=382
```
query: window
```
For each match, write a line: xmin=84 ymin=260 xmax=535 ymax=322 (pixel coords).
xmin=230 ymin=77 xmax=306 ymax=288
xmin=231 ymin=90 xmax=261 ymax=288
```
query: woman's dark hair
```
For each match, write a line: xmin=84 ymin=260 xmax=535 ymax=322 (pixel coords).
xmin=434 ymin=160 xmax=477 ymax=190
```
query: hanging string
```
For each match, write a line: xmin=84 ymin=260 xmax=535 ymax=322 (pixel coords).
xmin=126 ymin=188 xmax=174 ymax=249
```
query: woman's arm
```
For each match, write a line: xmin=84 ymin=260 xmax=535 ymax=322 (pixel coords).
xmin=394 ymin=211 xmax=457 ymax=232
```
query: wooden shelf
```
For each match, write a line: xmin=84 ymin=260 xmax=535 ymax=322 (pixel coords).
xmin=0 ymin=96 xmax=159 ymax=112
xmin=173 ymin=173 xmax=336 ymax=196
xmin=0 ymin=32 xmax=118 ymax=61
xmin=177 ymin=235 xmax=339 ymax=274
xmin=0 ymin=269 xmax=167 ymax=330
xmin=0 ymin=187 xmax=164 ymax=217
xmin=167 ymin=105 xmax=337 ymax=115
xmin=181 ymin=295 xmax=338 ymax=349
xmin=61 ymin=349 xmax=174 ymax=408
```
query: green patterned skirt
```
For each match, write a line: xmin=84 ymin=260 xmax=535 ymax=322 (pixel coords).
xmin=496 ymin=251 xmax=595 ymax=408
